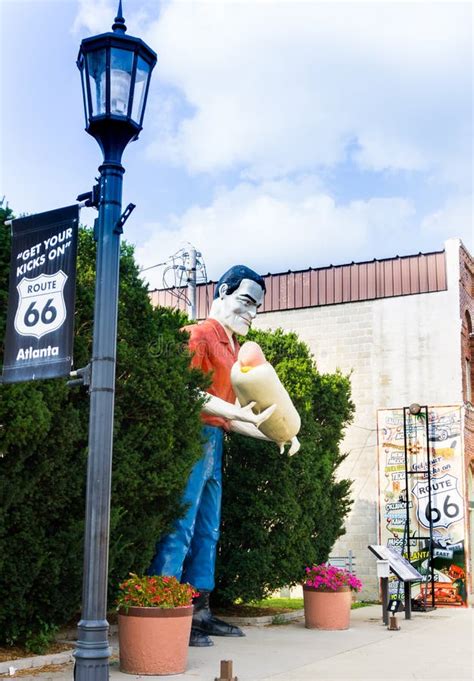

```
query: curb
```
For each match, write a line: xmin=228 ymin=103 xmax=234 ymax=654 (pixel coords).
xmin=0 ymin=650 xmax=74 ymax=676
xmin=220 ymin=609 xmax=304 ymax=626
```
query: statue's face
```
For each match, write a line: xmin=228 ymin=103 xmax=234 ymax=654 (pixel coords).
xmin=216 ymin=278 xmax=264 ymax=336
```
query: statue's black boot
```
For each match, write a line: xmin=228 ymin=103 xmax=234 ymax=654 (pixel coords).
xmin=189 ymin=627 xmax=213 ymax=647
xmin=191 ymin=591 xmax=245 ymax=637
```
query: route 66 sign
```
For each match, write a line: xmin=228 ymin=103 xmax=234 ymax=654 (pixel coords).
xmin=14 ymin=271 xmax=68 ymax=339
xmin=2 ymin=205 xmax=79 ymax=383
xmin=411 ymin=474 xmax=464 ymax=530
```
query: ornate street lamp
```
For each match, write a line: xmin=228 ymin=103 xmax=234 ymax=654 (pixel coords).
xmin=74 ymin=3 xmax=156 ymax=680
xmin=77 ymin=0 xmax=156 ymax=162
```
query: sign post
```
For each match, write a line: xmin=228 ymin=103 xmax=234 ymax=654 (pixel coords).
xmin=376 ymin=560 xmax=390 ymax=625
xmin=369 ymin=545 xmax=423 ymax=621
xmin=2 ymin=205 xmax=79 ymax=383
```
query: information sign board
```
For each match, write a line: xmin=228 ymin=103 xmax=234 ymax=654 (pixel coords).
xmin=2 ymin=205 xmax=79 ymax=383
xmin=368 ymin=545 xmax=423 ymax=582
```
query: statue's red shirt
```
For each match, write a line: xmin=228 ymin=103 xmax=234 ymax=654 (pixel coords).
xmin=183 ymin=318 xmax=240 ymax=430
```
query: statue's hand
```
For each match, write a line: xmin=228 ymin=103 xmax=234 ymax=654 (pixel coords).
xmin=288 ymin=436 xmax=301 ymax=456
xmin=240 ymin=401 xmax=276 ymax=426
xmin=201 ymin=393 xmax=275 ymax=425
xmin=278 ymin=437 xmax=301 ymax=456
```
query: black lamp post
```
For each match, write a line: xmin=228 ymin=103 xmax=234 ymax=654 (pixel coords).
xmin=74 ymin=3 xmax=156 ymax=679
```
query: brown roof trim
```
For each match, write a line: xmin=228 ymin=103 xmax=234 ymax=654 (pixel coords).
xmin=149 ymin=249 xmax=447 ymax=318
xmin=257 ymin=248 xmax=447 ymax=279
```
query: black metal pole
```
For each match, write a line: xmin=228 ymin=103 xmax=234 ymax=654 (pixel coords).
xmin=403 ymin=407 xmax=411 ymax=565
xmin=381 ymin=577 xmax=389 ymax=625
xmin=404 ymin=581 xmax=412 ymax=619
xmin=402 ymin=406 xmax=414 ymax=617
xmin=424 ymin=405 xmax=436 ymax=610
xmin=74 ymin=157 xmax=124 ymax=681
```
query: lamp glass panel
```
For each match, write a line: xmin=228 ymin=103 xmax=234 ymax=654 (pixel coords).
xmin=110 ymin=48 xmax=133 ymax=116
xmin=131 ymin=56 xmax=151 ymax=124
xmin=86 ymin=49 xmax=107 ymax=116
xmin=78 ymin=55 xmax=88 ymax=124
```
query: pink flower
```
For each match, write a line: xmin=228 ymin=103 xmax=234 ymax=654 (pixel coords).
xmin=303 ymin=563 xmax=363 ymax=592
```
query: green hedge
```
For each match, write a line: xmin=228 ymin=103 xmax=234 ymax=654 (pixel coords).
xmin=0 ymin=213 xmax=206 ymax=647
xmin=215 ymin=328 xmax=354 ymax=604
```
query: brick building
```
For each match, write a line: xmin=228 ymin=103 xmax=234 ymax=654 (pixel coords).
xmin=459 ymin=243 xmax=474 ymax=604
xmin=151 ymin=238 xmax=473 ymax=601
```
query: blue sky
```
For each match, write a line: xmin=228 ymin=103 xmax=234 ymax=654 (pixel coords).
xmin=1 ymin=0 xmax=472 ymax=288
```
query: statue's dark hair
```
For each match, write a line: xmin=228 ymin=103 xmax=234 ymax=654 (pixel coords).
xmin=213 ymin=265 xmax=266 ymax=299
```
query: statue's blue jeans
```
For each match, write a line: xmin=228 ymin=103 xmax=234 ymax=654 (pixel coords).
xmin=148 ymin=425 xmax=223 ymax=591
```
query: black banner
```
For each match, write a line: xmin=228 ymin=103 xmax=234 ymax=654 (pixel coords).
xmin=2 ymin=205 xmax=79 ymax=383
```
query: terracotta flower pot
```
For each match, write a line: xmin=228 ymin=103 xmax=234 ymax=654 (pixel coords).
xmin=303 ymin=585 xmax=351 ymax=630
xmin=118 ymin=605 xmax=193 ymax=675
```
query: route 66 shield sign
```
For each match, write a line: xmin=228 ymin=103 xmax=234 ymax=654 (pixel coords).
xmin=411 ymin=473 xmax=464 ymax=530
xmin=2 ymin=204 xmax=79 ymax=383
xmin=14 ymin=271 xmax=68 ymax=339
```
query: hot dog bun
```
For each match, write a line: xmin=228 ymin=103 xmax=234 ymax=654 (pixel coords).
xmin=231 ymin=341 xmax=301 ymax=445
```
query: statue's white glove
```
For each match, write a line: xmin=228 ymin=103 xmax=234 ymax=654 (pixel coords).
xmin=279 ymin=437 xmax=301 ymax=456
xmin=202 ymin=392 xmax=276 ymax=426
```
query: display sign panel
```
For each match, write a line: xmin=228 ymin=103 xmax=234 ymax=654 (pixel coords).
xmin=2 ymin=205 xmax=79 ymax=383
xmin=368 ymin=545 xmax=423 ymax=581
xmin=377 ymin=407 xmax=467 ymax=607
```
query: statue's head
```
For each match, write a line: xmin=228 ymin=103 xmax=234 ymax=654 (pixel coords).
xmin=210 ymin=265 xmax=266 ymax=336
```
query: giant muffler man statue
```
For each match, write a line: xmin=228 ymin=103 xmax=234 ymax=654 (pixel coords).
xmin=149 ymin=265 xmax=300 ymax=646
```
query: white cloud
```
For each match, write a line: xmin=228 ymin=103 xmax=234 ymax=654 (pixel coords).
xmin=421 ymin=195 xmax=473 ymax=251
xmin=72 ymin=0 xmax=152 ymax=37
xmin=70 ymin=0 xmax=472 ymax=280
xmin=72 ymin=0 xmax=115 ymax=35
xmin=143 ymin=1 xmax=471 ymax=185
xmin=135 ymin=177 xmax=417 ymax=288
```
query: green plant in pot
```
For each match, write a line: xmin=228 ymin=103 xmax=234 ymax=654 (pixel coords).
xmin=117 ymin=574 xmax=198 ymax=675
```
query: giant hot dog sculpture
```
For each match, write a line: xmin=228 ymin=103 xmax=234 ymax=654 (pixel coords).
xmin=230 ymin=341 xmax=301 ymax=455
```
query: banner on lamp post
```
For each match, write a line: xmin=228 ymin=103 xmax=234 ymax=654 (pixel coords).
xmin=2 ymin=205 xmax=79 ymax=384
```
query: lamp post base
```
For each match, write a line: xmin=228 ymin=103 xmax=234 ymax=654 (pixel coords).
xmin=74 ymin=619 xmax=111 ymax=681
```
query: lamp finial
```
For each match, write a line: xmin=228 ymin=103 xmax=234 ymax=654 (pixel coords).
xmin=112 ymin=0 xmax=127 ymax=33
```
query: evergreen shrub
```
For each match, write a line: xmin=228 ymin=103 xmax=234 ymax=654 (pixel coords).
xmin=215 ymin=328 xmax=354 ymax=605
xmin=0 ymin=212 xmax=206 ymax=647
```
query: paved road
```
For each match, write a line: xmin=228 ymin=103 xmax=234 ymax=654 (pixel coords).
xmin=4 ymin=605 xmax=472 ymax=681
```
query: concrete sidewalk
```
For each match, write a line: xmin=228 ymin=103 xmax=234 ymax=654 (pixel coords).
xmin=4 ymin=605 xmax=472 ymax=681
